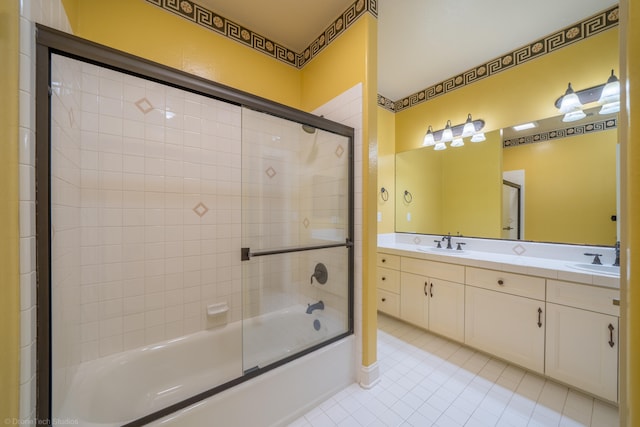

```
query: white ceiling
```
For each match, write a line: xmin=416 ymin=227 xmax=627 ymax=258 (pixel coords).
xmin=198 ymin=0 xmax=618 ymax=102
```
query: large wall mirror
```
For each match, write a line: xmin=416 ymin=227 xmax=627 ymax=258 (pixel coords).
xmin=395 ymin=114 xmax=618 ymax=246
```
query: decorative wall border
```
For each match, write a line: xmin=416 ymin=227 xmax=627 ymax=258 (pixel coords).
xmin=145 ymin=0 xmax=377 ymax=69
xmin=379 ymin=5 xmax=619 ymax=113
xmin=503 ymin=117 xmax=617 ymax=148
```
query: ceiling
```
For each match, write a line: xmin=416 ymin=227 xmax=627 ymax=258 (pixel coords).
xmin=198 ymin=0 xmax=618 ymax=102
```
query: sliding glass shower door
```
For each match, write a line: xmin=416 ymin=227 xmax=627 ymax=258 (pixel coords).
xmin=240 ymin=107 xmax=353 ymax=372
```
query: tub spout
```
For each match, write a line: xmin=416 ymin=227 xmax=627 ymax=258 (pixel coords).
xmin=306 ymin=300 xmax=324 ymax=314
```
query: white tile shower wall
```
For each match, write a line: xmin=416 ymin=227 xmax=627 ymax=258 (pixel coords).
xmin=64 ymin=61 xmax=244 ymax=360
xmin=50 ymin=53 xmax=83 ymax=415
xmin=19 ymin=0 xmax=73 ymax=420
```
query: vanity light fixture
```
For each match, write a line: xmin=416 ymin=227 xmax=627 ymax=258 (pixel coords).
xmin=512 ymin=122 xmax=537 ymax=131
xmin=555 ymin=70 xmax=621 ymax=122
xmin=422 ymin=114 xmax=486 ymax=150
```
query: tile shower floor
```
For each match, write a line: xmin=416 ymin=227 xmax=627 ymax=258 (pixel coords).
xmin=289 ymin=313 xmax=619 ymax=427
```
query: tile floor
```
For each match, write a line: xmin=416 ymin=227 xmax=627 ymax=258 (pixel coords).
xmin=289 ymin=314 xmax=619 ymax=427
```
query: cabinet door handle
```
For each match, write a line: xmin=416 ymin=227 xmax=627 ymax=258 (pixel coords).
xmin=424 ymin=282 xmax=428 ymax=296
xmin=497 ymin=279 xmax=504 ymax=286
xmin=609 ymin=323 xmax=615 ymax=347
xmin=430 ymin=282 xmax=433 ymax=298
xmin=381 ymin=276 xmax=386 ymax=281
xmin=537 ymin=307 xmax=543 ymax=328
xmin=382 ymin=258 xmax=386 ymax=263
xmin=381 ymin=298 xmax=386 ymax=302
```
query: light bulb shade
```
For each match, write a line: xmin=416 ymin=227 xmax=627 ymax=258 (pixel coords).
xmin=441 ymin=120 xmax=453 ymax=142
xmin=423 ymin=125 xmax=435 ymax=146
xmin=434 ymin=142 xmax=447 ymax=151
xmin=462 ymin=114 xmax=475 ymax=137
xmin=470 ymin=132 xmax=486 ymax=143
xmin=562 ymin=109 xmax=586 ymax=122
xmin=451 ymin=137 xmax=464 ymax=147
xmin=559 ymin=83 xmax=583 ymax=114
xmin=598 ymin=70 xmax=620 ymax=105
xmin=599 ymin=101 xmax=620 ymax=115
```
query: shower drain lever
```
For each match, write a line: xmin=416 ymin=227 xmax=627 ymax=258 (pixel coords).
xmin=310 ymin=263 xmax=328 ymax=284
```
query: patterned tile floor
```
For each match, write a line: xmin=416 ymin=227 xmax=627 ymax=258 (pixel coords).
xmin=289 ymin=313 xmax=619 ymax=427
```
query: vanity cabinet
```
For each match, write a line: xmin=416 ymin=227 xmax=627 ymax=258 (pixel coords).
xmin=376 ymin=253 xmax=401 ymax=317
xmin=465 ymin=267 xmax=545 ymax=374
xmin=545 ymin=279 xmax=620 ymax=402
xmin=399 ymin=257 xmax=465 ymax=342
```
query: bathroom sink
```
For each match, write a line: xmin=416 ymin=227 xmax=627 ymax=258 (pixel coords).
xmin=568 ymin=263 xmax=620 ymax=276
xmin=417 ymin=247 xmax=465 ymax=255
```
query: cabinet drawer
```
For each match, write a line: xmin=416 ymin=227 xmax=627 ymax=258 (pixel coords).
xmin=466 ymin=267 xmax=545 ymax=300
xmin=377 ymin=289 xmax=400 ymax=317
xmin=377 ymin=267 xmax=400 ymax=293
xmin=547 ymin=280 xmax=620 ymax=316
xmin=377 ymin=253 xmax=400 ymax=270
xmin=401 ymin=257 xmax=465 ymax=283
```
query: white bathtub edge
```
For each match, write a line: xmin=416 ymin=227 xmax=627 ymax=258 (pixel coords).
xmin=149 ymin=335 xmax=356 ymax=427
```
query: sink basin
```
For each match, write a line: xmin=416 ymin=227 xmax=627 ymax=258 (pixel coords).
xmin=568 ymin=263 xmax=620 ymax=276
xmin=417 ymin=247 xmax=465 ymax=255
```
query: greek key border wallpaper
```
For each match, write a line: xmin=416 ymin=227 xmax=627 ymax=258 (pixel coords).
xmin=503 ymin=118 xmax=618 ymax=148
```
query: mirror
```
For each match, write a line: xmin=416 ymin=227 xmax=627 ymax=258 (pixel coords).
xmin=395 ymin=114 xmax=618 ymax=246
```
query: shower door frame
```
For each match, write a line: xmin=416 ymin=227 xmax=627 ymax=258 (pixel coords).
xmin=35 ymin=24 xmax=354 ymax=426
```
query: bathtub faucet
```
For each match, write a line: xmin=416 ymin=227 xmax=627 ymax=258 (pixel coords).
xmin=306 ymin=300 xmax=324 ymax=314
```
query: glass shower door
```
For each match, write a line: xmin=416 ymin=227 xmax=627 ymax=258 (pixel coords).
xmin=240 ymin=107 xmax=353 ymax=372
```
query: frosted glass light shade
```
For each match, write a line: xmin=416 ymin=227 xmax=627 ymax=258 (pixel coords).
xmin=462 ymin=114 xmax=475 ymax=137
xmin=562 ymin=109 xmax=586 ymax=122
xmin=559 ymin=83 xmax=583 ymax=114
xmin=599 ymin=101 xmax=620 ymax=115
xmin=470 ymin=132 xmax=486 ymax=143
xmin=441 ymin=120 xmax=453 ymax=142
xmin=434 ymin=142 xmax=447 ymax=151
xmin=598 ymin=71 xmax=620 ymax=105
xmin=451 ymin=137 xmax=464 ymax=147
xmin=423 ymin=126 xmax=435 ymax=146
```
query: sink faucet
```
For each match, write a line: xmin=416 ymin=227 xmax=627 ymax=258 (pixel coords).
xmin=614 ymin=241 xmax=620 ymax=266
xmin=306 ymin=300 xmax=324 ymax=314
xmin=442 ymin=233 xmax=452 ymax=250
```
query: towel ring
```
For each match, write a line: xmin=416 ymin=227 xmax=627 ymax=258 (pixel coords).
xmin=380 ymin=187 xmax=389 ymax=201
xmin=404 ymin=190 xmax=413 ymax=204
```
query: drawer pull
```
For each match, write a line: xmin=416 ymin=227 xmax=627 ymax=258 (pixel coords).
xmin=382 ymin=258 xmax=386 ymax=263
xmin=613 ymin=298 xmax=620 ymax=306
xmin=609 ymin=323 xmax=615 ymax=347
xmin=430 ymin=282 xmax=433 ymax=298
xmin=424 ymin=282 xmax=428 ymax=296
xmin=497 ymin=279 xmax=504 ymax=286
xmin=381 ymin=298 xmax=386 ymax=302
xmin=537 ymin=307 xmax=543 ymax=328
xmin=381 ymin=276 xmax=386 ymax=281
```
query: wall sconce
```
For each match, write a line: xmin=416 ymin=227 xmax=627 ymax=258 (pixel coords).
xmin=555 ymin=69 xmax=620 ymax=123
xmin=423 ymin=114 xmax=486 ymax=150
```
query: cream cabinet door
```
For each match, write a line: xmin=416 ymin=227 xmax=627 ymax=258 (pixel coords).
xmin=428 ymin=279 xmax=465 ymax=343
xmin=400 ymin=271 xmax=429 ymax=328
xmin=546 ymin=302 xmax=618 ymax=402
xmin=465 ymin=286 xmax=545 ymax=373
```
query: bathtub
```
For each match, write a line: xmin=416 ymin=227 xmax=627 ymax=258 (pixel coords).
xmin=57 ymin=304 xmax=354 ymax=427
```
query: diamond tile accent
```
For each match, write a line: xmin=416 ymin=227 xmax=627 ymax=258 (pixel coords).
xmin=265 ymin=167 xmax=277 ymax=178
xmin=413 ymin=236 xmax=422 ymax=245
xmin=135 ymin=97 xmax=154 ymax=114
xmin=335 ymin=144 xmax=345 ymax=158
xmin=303 ymin=218 xmax=310 ymax=228
xmin=193 ymin=202 xmax=209 ymax=217
xmin=512 ymin=244 xmax=527 ymax=256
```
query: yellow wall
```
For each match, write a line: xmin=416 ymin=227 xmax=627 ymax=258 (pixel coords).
xmin=621 ymin=0 xmax=640 ymax=424
xmin=377 ymin=107 xmax=396 ymax=234
xmin=0 ymin=0 xmax=21 ymax=421
xmin=394 ymin=29 xmax=619 ymax=153
xmin=504 ymin=131 xmax=617 ymax=245
xmin=395 ymin=130 xmax=502 ymax=238
xmin=70 ymin=0 xmax=302 ymax=108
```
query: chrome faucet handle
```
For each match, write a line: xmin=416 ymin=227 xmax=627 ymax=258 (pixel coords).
xmin=584 ymin=253 xmax=603 ymax=265
xmin=455 ymin=242 xmax=466 ymax=251
xmin=434 ymin=240 xmax=442 ymax=248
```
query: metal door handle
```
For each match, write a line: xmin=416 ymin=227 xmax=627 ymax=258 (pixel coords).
xmin=537 ymin=307 xmax=543 ymax=328
xmin=609 ymin=323 xmax=615 ymax=347
xmin=430 ymin=283 xmax=433 ymax=298
xmin=424 ymin=282 xmax=428 ymax=296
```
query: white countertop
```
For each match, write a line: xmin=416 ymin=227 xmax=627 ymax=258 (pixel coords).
xmin=377 ymin=240 xmax=620 ymax=290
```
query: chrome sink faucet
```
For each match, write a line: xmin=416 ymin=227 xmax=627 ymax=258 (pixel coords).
xmin=614 ymin=241 xmax=620 ymax=266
